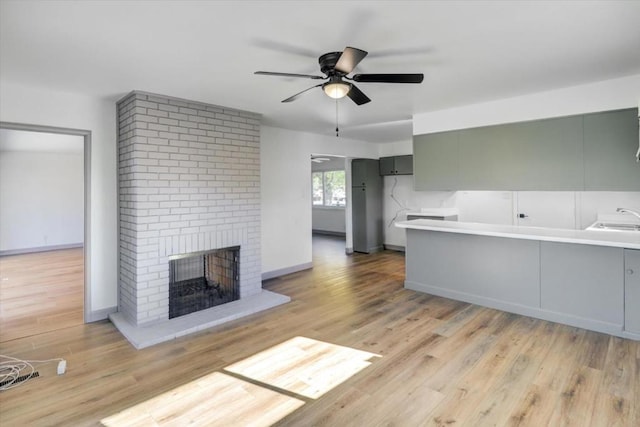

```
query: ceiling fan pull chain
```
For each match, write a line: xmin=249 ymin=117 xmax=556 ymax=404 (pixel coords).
xmin=335 ymin=98 xmax=339 ymax=137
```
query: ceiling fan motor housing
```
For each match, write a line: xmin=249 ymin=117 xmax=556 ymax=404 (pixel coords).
xmin=319 ymin=52 xmax=345 ymax=76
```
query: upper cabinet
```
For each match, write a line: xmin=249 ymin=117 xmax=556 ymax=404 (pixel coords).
xmin=414 ymin=132 xmax=458 ymax=190
xmin=413 ymin=108 xmax=639 ymax=191
xmin=379 ymin=155 xmax=413 ymax=176
xmin=584 ymin=109 xmax=640 ymax=190
xmin=458 ymin=116 xmax=584 ymax=190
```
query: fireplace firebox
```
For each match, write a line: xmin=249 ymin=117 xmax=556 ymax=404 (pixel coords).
xmin=168 ymin=246 xmax=240 ymax=319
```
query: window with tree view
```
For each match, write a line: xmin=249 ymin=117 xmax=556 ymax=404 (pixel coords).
xmin=312 ymin=170 xmax=346 ymax=207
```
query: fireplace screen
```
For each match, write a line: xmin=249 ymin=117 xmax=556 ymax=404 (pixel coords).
xmin=168 ymin=246 xmax=240 ymax=319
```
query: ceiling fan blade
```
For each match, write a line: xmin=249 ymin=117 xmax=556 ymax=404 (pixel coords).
xmin=347 ymin=84 xmax=371 ymax=105
xmin=352 ymin=73 xmax=424 ymax=83
xmin=255 ymin=71 xmax=325 ymax=80
xmin=335 ymin=47 xmax=368 ymax=74
xmin=251 ymin=38 xmax=317 ymax=58
xmin=282 ymin=84 xmax=323 ymax=103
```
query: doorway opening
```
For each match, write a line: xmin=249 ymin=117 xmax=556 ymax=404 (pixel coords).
xmin=0 ymin=122 xmax=90 ymax=342
xmin=310 ymin=154 xmax=349 ymax=258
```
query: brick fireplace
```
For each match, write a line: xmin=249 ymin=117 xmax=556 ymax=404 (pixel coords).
xmin=110 ymin=91 xmax=288 ymax=348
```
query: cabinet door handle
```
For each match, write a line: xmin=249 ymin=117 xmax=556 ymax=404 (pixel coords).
xmin=627 ymin=269 xmax=635 ymax=275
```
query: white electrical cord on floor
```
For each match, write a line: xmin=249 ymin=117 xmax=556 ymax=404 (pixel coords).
xmin=0 ymin=354 xmax=66 ymax=391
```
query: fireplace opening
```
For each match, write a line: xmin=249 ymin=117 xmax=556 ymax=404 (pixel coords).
xmin=169 ymin=246 xmax=240 ymax=319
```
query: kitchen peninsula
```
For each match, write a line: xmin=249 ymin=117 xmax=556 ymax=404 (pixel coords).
xmin=396 ymin=219 xmax=640 ymax=340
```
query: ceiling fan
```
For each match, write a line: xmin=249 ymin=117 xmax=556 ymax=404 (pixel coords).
xmin=255 ymin=46 xmax=424 ymax=105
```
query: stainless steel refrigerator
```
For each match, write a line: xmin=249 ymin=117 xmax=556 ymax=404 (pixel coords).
xmin=351 ymin=159 xmax=383 ymax=253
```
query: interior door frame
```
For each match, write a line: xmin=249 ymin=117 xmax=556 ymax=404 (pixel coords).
xmin=310 ymin=154 xmax=352 ymax=254
xmin=0 ymin=121 xmax=92 ymax=323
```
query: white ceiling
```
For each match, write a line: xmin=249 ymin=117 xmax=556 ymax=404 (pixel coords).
xmin=1 ymin=1 xmax=639 ymax=143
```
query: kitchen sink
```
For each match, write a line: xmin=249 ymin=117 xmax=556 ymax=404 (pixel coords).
xmin=587 ymin=222 xmax=640 ymax=232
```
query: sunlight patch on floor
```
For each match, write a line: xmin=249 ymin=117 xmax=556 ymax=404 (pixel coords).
xmin=225 ymin=336 xmax=380 ymax=399
xmin=101 ymin=372 xmax=305 ymax=427
xmin=101 ymin=337 xmax=380 ymax=426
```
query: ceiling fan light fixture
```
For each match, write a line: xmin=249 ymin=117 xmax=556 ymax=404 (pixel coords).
xmin=323 ymin=82 xmax=351 ymax=99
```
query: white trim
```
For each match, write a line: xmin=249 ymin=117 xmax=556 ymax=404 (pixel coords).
xmin=383 ymin=244 xmax=405 ymax=252
xmin=87 ymin=306 xmax=117 ymax=322
xmin=0 ymin=121 xmax=92 ymax=324
xmin=262 ymin=262 xmax=312 ymax=281
xmin=0 ymin=243 xmax=83 ymax=256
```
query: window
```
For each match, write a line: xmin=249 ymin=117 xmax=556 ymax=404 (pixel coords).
xmin=312 ymin=170 xmax=346 ymax=207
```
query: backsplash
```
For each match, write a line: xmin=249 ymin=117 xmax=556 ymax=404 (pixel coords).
xmin=383 ymin=175 xmax=640 ymax=247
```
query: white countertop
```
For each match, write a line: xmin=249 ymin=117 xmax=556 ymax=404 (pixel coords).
xmin=396 ymin=219 xmax=640 ymax=250
xmin=406 ymin=208 xmax=459 ymax=217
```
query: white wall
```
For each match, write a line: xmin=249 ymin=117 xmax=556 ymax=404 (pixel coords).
xmin=384 ymin=186 xmax=640 ymax=248
xmin=413 ymin=74 xmax=640 ymax=134
xmin=378 ymin=139 xmax=412 ymax=157
xmin=0 ymin=150 xmax=84 ymax=251
xmin=261 ymin=126 xmax=378 ymax=276
xmin=0 ymin=81 xmax=118 ymax=314
xmin=312 ymin=208 xmax=346 ymax=234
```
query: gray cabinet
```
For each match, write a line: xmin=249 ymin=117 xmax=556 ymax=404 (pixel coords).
xmin=351 ymin=159 xmax=382 ymax=253
xmin=584 ymin=109 xmax=640 ymax=190
xmin=540 ymin=242 xmax=623 ymax=326
xmin=379 ymin=155 xmax=413 ymax=176
xmin=406 ymin=231 xmax=540 ymax=307
xmin=413 ymin=108 xmax=638 ymax=191
xmin=512 ymin=116 xmax=584 ymax=190
xmin=413 ymin=131 xmax=458 ymax=190
xmin=404 ymin=227 xmax=635 ymax=339
xmin=379 ymin=157 xmax=395 ymax=176
xmin=457 ymin=116 xmax=583 ymax=190
xmin=458 ymin=122 xmax=521 ymax=189
xmin=351 ymin=158 xmax=371 ymax=187
xmin=625 ymin=249 xmax=640 ymax=334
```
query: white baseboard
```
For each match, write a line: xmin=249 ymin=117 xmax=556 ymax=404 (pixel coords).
xmin=0 ymin=243 xmax=83 ymax=256
xmin=262 ymin=262 xmax=313 ymax=281
xmin=384 ymin=244 xmax=405 ymax=252
xmin=87 ymin=306 xmax=118 ymax=322
xmin=312 ymin=230 xmax=346 ymax=237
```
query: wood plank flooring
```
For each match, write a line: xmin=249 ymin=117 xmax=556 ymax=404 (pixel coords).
xmin=0 ymin=248 xmax=84 ymax=342
xmin=0 ymin=236 xmax=638 ymax=426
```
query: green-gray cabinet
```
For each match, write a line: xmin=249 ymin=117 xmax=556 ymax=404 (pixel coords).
xmin=413 ymin=108 xmax=639 ymax=191
xmin=457 ymin=117 xmax=584 ymax=190
xmin=403 ymin=227 xmax=638 ymax=339
xmin=379 ymin=155 xmax=413 ymax=176
xmin=540 ymin=242 xmax=623 ymax=326
xmin=625 ymin=249 xmax=640 ymax=335
xmin=584 ymin=109 xmax=640 ymax=190
xmin=457 ymin=122 xmax=520 ymax=190
xmin=414 ymin=131 xmax=458 ymax=190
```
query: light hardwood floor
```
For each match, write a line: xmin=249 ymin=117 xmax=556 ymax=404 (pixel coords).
xmin=0 ymin=248 xmax=84 ymax=342
xmin=0 ymin=236 xmax=638 ymax=426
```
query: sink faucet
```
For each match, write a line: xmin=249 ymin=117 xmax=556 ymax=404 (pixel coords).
xmin=616 ymin=207 xmax=640 ymax=220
